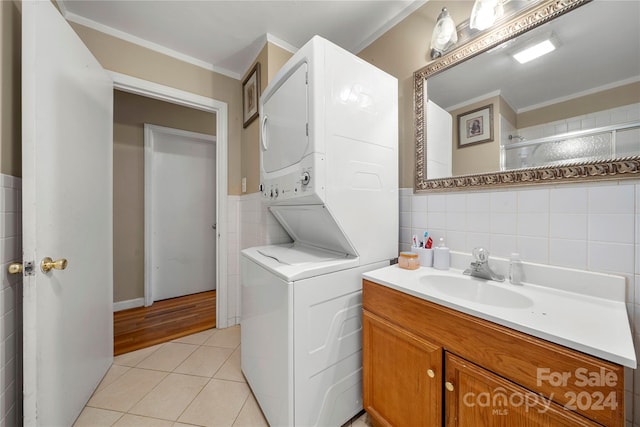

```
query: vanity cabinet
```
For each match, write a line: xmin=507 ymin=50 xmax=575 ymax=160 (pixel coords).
xmin=362 ymin=279 xmax=625 ymax=426
xmin=363 ymin=311 xmax=442 ymax=426
xmin=445 ymin=352 xmax=600 ymax=426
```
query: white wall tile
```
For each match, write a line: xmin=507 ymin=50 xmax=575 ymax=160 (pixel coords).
xmin=594 ymin=110 xmax=612 ymax=127
xmin=549 ymin=239 xmax=588 ymax=269
xmin=446 ymin=230 xmax=466 ymax=252
xmin=446 ymin=212 xmax=466 ymax=231
xmin=0 ymin=175 xmax=21 ymax=427
xmin=588 ymin=214 xmax=635 ymax=244
xmin=399 ymin=212 xmax=410 ymax=229
xmin=589 ymin=185 xmax=635 ymax=214
xmin=626 ymin=276 xmax=636 ymax=306
xmin=628 ymin=104 xmax=640 ymax=122
xmin=549 ymin=213 xmax=587 ymax=240
xmin=399 ymin=227 xmax=412 ymax=246
xmin=550 ymin=186 xmax=588 ymax=213
xmin=517 ymin=212 xmax=549 ymax=237
xmin=427 ymin=194 xmax=446 ymax=212
xmin=446 ymin=194 xmax=466 ymax=212
xmin=491 ymin=191 xmax=517 ymax=213
xmin=517 ymin=236 xmax=548 ymax=264
xmin=411 ymin=195 xmax=426 ymax=211
xmin=490 ymin=234 xmax=518 ymax=259
xmin=466 ymin=232 xmax=492 ymax=253
xmin=399 ymin=195 xmax=412 ymax=213
xmin=518 ymin=188 xmax=549 ymax=213
xmin=491 ymin=212 xmax=517 ymax=235
xmin=466 ymin=192 xmax=491 ymax=212
xmin=589 ymin=242 xmax=635 ymax=275
xmin=567 ymin=119 xmax=582 ymax=132
xmin=554 ymin=122 xmax=568 ymax=135
xmin=612 ymin=107 xmax=628 ymax=124
xmin=411 ymin=211 xmax=427 ymax=229
xmin=467 ymin=212 xmax=491 ymax=233
xmin=581 ymin=117 xmax=596 ymax=130
xmin=426 ymin=212 xmax=447 ymax=230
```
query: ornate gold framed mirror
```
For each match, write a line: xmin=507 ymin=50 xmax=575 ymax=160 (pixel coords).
xmin=415 ymin=0 xmax=640 ymax=191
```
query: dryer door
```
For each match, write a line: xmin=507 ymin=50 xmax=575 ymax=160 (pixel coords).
xmin=261 ymin=62 xmax=309 ymax=173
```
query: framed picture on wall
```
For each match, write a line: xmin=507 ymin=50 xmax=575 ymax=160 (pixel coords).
xmin=457 ymin=104 xmax=494 ymax=148
xmin=242 ymin=62 xmax=261 ymax=128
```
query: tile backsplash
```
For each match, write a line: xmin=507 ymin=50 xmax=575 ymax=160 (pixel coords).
xmin=0 ymin=174 xmax=22 ymax=427
xmin=401 ymin=179 xmax=640 ymax=426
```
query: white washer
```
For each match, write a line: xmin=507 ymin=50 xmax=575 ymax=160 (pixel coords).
xmin=241 ymin=244 xmax=387 ymax=426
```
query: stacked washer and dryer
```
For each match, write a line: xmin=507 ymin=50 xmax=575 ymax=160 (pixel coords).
xmin=240 ymin=36 xmax=398 ymax=426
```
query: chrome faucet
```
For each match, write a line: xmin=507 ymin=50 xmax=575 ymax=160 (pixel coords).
xmin=463 ymin=247 xmax=505 ymax=282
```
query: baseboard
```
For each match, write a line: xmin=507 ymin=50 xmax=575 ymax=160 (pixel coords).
xmin=113 ymin=298 xmax=145 ymax=312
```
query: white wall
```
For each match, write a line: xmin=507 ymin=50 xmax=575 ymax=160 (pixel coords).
xmin=0 ymin=174 xmax=22 ymax=426
xmin=232 ymin=192 xmax=290 ymax=326
xmin=401 ymin=178 xmax=640 ymax=426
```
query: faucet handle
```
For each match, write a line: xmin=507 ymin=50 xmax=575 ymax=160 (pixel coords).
xmin=472 ymin=247 xmax=490 ymax=262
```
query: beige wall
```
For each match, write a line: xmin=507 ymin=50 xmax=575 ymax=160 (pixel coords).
xmin=241 ymin=42 xmax=292 ymax=195
xmin=69 ymin=22 xmax=244 ymax=195
xmin=0 ymin=0 xmax=21 ymax=177
xmin=358 ymin=1 xmax=474 ymax=188
xmin=451 ymin=96 xmax=501 ymax=175
xmin=518 ymin=81 xmax=640 ymax=128
xmin=113 ymin=90 xmax=215 ymax=302
xmin=241 ymin=48 xmax=267 ymax=195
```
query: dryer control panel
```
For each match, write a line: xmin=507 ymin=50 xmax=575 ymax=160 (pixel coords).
xmin=261 ymin=157 xmax=322 ymax=204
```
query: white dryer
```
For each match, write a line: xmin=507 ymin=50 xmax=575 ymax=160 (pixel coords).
xmin=241 ymin=36 xmax=398 ymax=426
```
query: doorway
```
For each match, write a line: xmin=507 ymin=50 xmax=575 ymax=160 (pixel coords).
xmin=145 ymin=124 xmax=217 ymax=303
xmin=110 ymin=72 xmax=230 ymax=329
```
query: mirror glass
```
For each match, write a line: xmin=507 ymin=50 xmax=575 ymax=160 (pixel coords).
xmin=418 ymin=0 xmax=640 ymax=187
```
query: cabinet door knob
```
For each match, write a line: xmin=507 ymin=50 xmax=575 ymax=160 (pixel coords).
xmin=427 ymin=369 xmax=435 ymax=378
xmin=445 ymin=381 xmax=454 ymax=392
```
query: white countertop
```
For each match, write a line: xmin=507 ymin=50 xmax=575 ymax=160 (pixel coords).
xmin=363 ymin=265 xmax=637 ymax=368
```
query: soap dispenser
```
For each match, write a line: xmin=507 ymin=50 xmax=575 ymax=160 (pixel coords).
xmin=433 ymin=237 xmax=450 ymax=270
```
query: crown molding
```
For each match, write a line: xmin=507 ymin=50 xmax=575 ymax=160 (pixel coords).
xmin=62 ymin=9 xmax=241 ymax=80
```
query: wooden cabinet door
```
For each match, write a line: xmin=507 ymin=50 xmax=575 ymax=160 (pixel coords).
xmin=444 ymin=352 xmax=601 ymax=427
xmin=363 ymin=310 xmax=442 ymax=427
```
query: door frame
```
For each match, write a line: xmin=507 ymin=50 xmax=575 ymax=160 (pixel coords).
xmin=144 ymin=124 xmax=217 ymax=304
xmin=110 ymin=71 xmax=230 ymax=328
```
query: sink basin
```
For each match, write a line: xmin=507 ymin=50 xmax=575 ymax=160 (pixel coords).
xmin=419 ymin=275 xmax=533 ymax=309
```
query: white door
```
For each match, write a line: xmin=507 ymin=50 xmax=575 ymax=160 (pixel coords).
xmin=22 ymin=1 xmax=113 ymax=426
xmin=145 ymin=125 xmax=216 ymax=302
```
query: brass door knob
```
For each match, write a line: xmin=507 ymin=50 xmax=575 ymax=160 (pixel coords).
xmin=445 ymin=381 xmax=454 ymax=392
xmin=41 ymin=257 xmax=68 ymax=273
xmin=7 ymin=262 xmax=23 ymax=275
xmin=427 ymin=369 xmax=435 ymax=378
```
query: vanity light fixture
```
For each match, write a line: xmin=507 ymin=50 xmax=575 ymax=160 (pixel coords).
xmin=469 ymin=0 xmax=504 ymax=31
xmin=430 ymin=7 xmax=458 ymax=59
xmin=512 ymin=36 xmax=558 ymax=64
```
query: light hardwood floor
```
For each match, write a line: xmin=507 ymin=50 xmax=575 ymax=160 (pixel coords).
xmin=114 ymin=291 xmax=216 ymax=356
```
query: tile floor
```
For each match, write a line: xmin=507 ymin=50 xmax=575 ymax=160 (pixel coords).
xmin=74 ymin=326 xmax=371 ymax=427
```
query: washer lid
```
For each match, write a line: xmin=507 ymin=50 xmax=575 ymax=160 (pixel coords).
xmin=242 ymin=243 xmax=359 ymax=281
xmin=269 ymin=205 xmax=357 ymax=257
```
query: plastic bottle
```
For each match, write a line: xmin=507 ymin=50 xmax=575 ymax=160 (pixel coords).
xmin=509 ymin=252 xmax=523 ymax=285
xmin=433 ymin=237 xmax=450 ymax=270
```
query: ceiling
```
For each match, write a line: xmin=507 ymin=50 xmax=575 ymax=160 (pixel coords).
xmin=58 ymin=0 xmax=426 ymax=80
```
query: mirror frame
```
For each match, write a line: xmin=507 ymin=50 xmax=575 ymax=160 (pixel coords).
xmin=414 ymin=0 xmax=640 ymax=192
